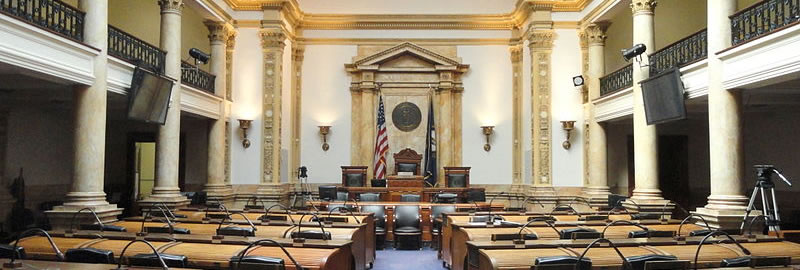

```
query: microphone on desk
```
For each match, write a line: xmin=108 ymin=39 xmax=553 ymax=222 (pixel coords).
xmin=116 ymin=239 xmax=173 ymax=269
xmin=262 ymin=203 xmax=295 ymax=224
xmin=549 ymin=204 xmax=581 ymax=218
xmin=676 ymin=213 xmax=713 ymax=239
xmin=350 ymin=198 xmax=360 ymax=212
xmin=575 ymin=238 xmax=633 ymax=270
xmin=600 ymin=220 xmax=650 ymax=238
xmin=695 ymin=230 xmax=751 ymax=269
xmin=232 ymin=239 xmax=303 ymax=270
xmin=293 ymin=212 xmax=330 ymax=242
xmin=5 ymin=228 xmax=63 ymax=268
xmin=216 ymin=212 xmax=258 ymax=237
xmin=328 ymin=206 xmax=361 ymax=224
xmin=486 ymin=191 xmax=506 ymax=224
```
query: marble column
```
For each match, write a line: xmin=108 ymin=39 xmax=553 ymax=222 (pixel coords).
xmin=255 ymin=28 xmax=286 ymax=201
xmin=510 ymin=44 xmax=526 ymax=194
xmin=583 ymin=23 xmax=612 ymax=206
xmin=527 ymin=30 xmax=557 ymax=202
xmin=46 ymin=0 xmax=122 ymax=229
xmin=694 ymin=0 xmax=749 ymax=230
xmin=625 ymin=0 xmax=672 ymax=215
xmin=204 ymin=21 xmax=234 ymax=205
xmin=289 ymin=45 xmax=305 ymax=187
xmin=141 ymin=0 xmax=189 ymax=208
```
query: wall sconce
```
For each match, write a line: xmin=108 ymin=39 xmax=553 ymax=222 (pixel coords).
xmin=561 ymin=120 xmax=575 ymax=150
xmin=481 ymin=126 xmax=494 ymax=151
xmin=318 ymin=125 xmax=331 ymax=151
xmin=238 ymin=119 xmax=252 ymax=149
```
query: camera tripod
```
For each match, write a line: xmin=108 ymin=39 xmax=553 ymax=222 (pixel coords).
xmin=740 ymin=165 xmax=793 ymax=233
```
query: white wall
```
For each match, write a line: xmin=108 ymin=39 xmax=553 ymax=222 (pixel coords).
xmin=550 ymin=29 xmax=586 ymax=187
xmin=230 ymin=28 xmax=263 ymax=185
xmin=459 ymin=45 xmax=514 ymax=185
xmin=299 ymin=45 xmax=357 ymax=183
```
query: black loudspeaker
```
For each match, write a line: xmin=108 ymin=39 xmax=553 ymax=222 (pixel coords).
xmin=230 ymin=256 xmax=286 ymax=270
xmin=371 ymin=179 xmax=386 ymax=187
xmin=128 ymin=253 xmax=188 ymax=268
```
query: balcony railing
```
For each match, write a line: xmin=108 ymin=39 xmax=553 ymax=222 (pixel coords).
xmin=108 ymin=25 xmax=165 ymax=74
xmin=599 ymin=64 xmax=633 ymax=97
xmin=181 ymin=61 xmax=216 ymax=94
xmin=731 ymin=0 xmax=800 ymax=46
xmin=649 ymin=29 xmax=707 ymax=76
xmin=0 ymin=0 xmax=84 ymax=41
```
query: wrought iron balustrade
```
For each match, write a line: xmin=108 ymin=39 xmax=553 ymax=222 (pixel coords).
xmin=108 ymin=25 xmax=165 ymax=74
xmin=649 ymin=29 xmax=707 ymax=76
xmin=0 ymin=0 xmax=84 ymax=41
xmin=599 ymin=64 xmax=633 ymax=97
xmin=181 ymin=61 xmax=216 ymax=94
xmin=731 ymin=0 xmax=800 ymax=46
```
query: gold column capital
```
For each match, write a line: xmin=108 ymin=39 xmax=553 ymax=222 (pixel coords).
xmin=292 ymin=45 xmax=305 ymax=62
xmin=260 ymin=28 xmax=286 ymax=49
xmin=157 ymin=0 xmax=183 ymax=14
xmin=509 ymin=45 xmax=523 ymax=63
xmin=226 ymin=30 xmax=238 ymax=50
xmin=527 ymin=30 xmax=555 ymax=50
xmin=205 ymin=21 xmax=229 ymax=43
xmin=630 ymin=0 xmax=657 ymax=15
xmin=585 ymin=22 xmax=609 ymax=46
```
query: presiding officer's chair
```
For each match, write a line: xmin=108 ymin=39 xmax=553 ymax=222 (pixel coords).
xmin=393 ymin=205 xmax=422 ymax=250
xmin=393 ymin=148 xmax=422 ymax=175
xmin=444 ymin=167 xmax=471 ymax=188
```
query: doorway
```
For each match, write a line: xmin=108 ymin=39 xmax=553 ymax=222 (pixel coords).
xmin=135 ymin=142 xmax=157 ymax=200
xmin=125 ymin=133 xmax=186 ymax=216
xmin=626 ymin=135 xmax=690 ymax=208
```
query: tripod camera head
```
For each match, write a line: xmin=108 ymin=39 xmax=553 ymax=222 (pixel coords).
xmin=299 ymin=166 xmax=308 ymax=179
xmin=755 ymin=165 xmax=793 ymax=187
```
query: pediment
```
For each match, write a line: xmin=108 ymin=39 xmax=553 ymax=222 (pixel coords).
xmin=346 ymin=42 xmax=468 ymax=71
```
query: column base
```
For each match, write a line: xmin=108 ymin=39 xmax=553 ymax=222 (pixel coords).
xmin=622 ymin=197 xmax=674 ymax=218
xmin=510 ymin=184 xmax=528 ymax=194
xmin=240 ymin=183 xmax=289 ymax=210
xmin=582 ymin=186 xmax=611 ymax=208
xmin=204 ymin=184 xmax=235 ymax=207
xmin=138 ymin=189 xmax=190 ymax=211
xmin=694 ymin=194 xmax=751 ymax=231
xmin=46 ymin=202 xmax=123 ymax=231
xmin=528 ymin=185 xmax=558 ymax=211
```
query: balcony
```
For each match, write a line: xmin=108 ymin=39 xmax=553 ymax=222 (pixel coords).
xmin=730 ymin=0 xmax=800 ymax=46
xmin=181 ymin=61 xmax=216 ymax=94
xmin=648 ymin=29 xmax=708 ymax=76
xmin=599 ymin=64 xmax=632 ymax=97
xmin=108 ymin=25 xmax=165 ymax=75
xmin=0 ymin=0 xmax=83 ymax=41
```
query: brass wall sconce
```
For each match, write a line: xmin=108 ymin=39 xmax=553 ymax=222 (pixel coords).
xmin=561 ymin=120 xmax=575 ymax=150
xmin=481 ymin=126 xmax=494 ymax=151
xmin=238 ymin=119 xmax=252 ymax=149
xmin=318 ymin=125 xmax=331 ymax=151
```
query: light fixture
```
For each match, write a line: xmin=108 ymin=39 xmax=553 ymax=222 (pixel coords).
xmin=481 ymin=126 xmax=494 ymax=151
xmin=572 ymin=75 xmax=584 ymax=87
xmin=561 ymin=121 xmax=575 ymax=150
xmin=238 ymin=119 xmax=252 ymax=149
xmin=318 ymin=126 xmax=331 ymax=151
xmin=621 ymin=43 xmax=647 ymax=62
xmin=189 ymin=48 xmax=210 ymax=64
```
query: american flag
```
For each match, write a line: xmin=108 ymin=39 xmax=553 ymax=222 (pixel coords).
xmin=372 ymin=96 xmax=389 ymax=179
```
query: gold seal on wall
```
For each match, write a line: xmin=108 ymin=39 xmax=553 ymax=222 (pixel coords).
xmin=392 ymin=102 xmax=422 ymax=132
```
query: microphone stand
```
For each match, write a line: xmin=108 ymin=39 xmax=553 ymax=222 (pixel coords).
xmin=328 ymin=206 xmax=361 ymax=224
xmin=6 ymin=228 xmax=63 ymax=268
xmin=216 ymin=212 xmax=258 ymax=236
xmin=68 ymin=207 xmax=106 ymax=233
xmin=262 ymin=203 xmax=296 ymax=224
xmin=233 ymin=239 xmax=303 ymax=270
xmin=294 ymin=212 xmax=329 ymax=241
xmin=575 ymin=238 xmax=633 ymax=270
xmin=676 ymin=214 xmax=712 ymax=238
xmin=693 ymin=230 xmax=751 ymax=270
xmin=486 ymin=191 xmax=506 ymax=224
xmin=600 ymin=220 xmax=649 ymax=238
xmin=115 ymin=239 xmax=168 ymax=270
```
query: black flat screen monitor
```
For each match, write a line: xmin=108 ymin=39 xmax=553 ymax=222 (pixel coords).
xmin=127 ymin=67 xmax=174 ymax=125
xmin=641 ymin=68 xmax=687 ymax=125
xmin=318 ymin=186 xmax=337 ymax=201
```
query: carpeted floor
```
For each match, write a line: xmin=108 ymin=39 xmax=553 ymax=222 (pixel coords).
xmin=372 ymin=247 xmax=447 ymax=270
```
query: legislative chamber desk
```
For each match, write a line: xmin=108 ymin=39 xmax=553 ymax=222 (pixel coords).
xmin=15 ymin=234 xmax=354 ymax=270
xmin=338 ymin=175 xmax=485 ymax=202
xmin=0 ymin=259 xmax=195 ymax=269
xmin=466 ymin=236 xmax=800 ymax=270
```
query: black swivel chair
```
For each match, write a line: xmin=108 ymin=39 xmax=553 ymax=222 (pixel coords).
xmin=361 ymin=205 xmax=387 ymax=249
xmin=430 ymin=205 xmax=456 ymax=250
xmin=318 ymin=186 xmax=337 ymax=201
xmin=393 ymin=205 xmax=422 ymax=250
xmin=400 ymin=194 xmax=421 ymax=202
xmin=467 ymin=189 xmax=486 ymax=202
xmin=336 ymin=191 xmax=349 ymax=201
xmin=359 ymin=193 xmax=380 ymax=202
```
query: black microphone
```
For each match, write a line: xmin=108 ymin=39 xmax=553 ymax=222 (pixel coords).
xmin=116 ymin=240 xmax=168 ymax=269
xmin=676 ymin=213 xmax=712 ymax=238
xmin=600 ymin=220 xmax=649 ymax=238
xmin=486 ymin=191 xmax=506 ymax=224
xmin=694 ymin=230 xmax=751 ymax=270
xmin=294 ymin=212 xmax=329 ymax=242
xmin=575 ymin=238 xmax=634 ymax=270
xmin=232 ymin=239 xmax=303 ymax=270
xmin=327 ymin=206 xmax=361 ymax=224
xmin=68 ymin=207 xmax=105 ymax=233
xmin=7 ymin=228 xmax=63 ymax=267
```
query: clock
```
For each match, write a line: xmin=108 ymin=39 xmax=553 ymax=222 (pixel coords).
xmin=572 ymin=75 xmax=584 ymax=86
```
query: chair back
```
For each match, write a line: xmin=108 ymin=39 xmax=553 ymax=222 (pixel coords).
xmin=393 ymin=148 xmax=422 ymax=175
xmin=400 ymin=194 xmax=420 ymax=202
xmin=360 ymin=205 xmax=386 ymax=228
xmin=444 ymin=167 xmax=471 ymax=188
xmin=431 ymin=205 xmax=456 ymax=220
xmin=341 ymin=166 xmax=368 ymax=187
xmin=318 ymin=186 xmax=337 ymax=201
xmin=359 ymin=193 xmax=380 ymax=202
xmin=394 ymin=205 xmax=420 ymax=228
xmin=336 ymin=192 xmax=348 ymax=201
xmin=467 ymin=189 xmax=486 ymax=202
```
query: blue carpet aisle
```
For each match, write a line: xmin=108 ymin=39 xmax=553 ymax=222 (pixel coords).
xmin=372 ymin=247 xmax=447 ymax=270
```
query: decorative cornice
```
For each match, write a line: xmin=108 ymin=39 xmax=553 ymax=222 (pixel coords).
xmin=347 ymin=42 xmax=467 ymax=70
xmin=527 ymin=30 xmax=555 ymax=50
xmin=585 ymin=22 xmax=609 ymax=46
xmin=259 ymin=29 xmax=286 ymax=48
xmin=630 ymin=0 xmax=657 ymax=15
xmin=297 ymin=37 xmax=513 ymax=46
xmin=158 ymin=0 xmax=184 ymax=14
xmin=205 ymin=21 xmax=228 ymax=43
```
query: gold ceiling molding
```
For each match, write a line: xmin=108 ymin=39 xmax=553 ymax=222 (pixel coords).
xmin=222 ymin=0 xmax=592 ymax=30
xmin=297 ymin=38 xmax=514 ymax=46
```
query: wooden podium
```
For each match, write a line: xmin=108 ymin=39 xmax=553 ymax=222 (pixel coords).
xmin=386 ymin=175 xmax=424 ymax=201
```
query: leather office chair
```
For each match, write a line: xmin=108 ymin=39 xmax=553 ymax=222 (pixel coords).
xmin=444 ymin=167 xmax=471 ymax=188
xmin=342 ymin=166 xmax=368 ymax=187
xmin=336 ymin=191 xmax=349 ymax=201
xmin=359 ymin=193 xmax=380 ymax=202
xmin=393 ymin=205 xmax=422 ymax=250
xmin=393 ymin=148 xmax=422 ymax=175
xmin=400 ymin=194 xmax=421 ymax=202
xmin=65 ymin=248 xmax=115 ymax=264
xmin=430 ymin=205 xmax=456 ymax=250
xmin=360 ymin=205 xmax=387 ymax=249
xmin=396 ymin=163 xmax=418 ymax=174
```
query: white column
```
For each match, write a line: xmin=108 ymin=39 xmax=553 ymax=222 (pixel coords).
xmin=583 ymin=23 xmax=612 ymax=205
xmin=695 ymin=0 xmax=749 ymax=230
xmin=204 ymin=21 xmax=233 ymax=204
xmin=46 ymin=0 xmax=122 ymax=228
xmin=142 ymin=0 xmax=189 ymax=207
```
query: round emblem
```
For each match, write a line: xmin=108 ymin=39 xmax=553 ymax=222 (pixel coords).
xmin=392 ymin=102 xmax=422 ymax=132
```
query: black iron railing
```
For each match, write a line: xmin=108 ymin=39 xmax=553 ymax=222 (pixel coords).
xmin=599 ymin=64 xmax=633 ymax=97
xmin=108 ymin=25 xmax=166 ymax=74
xmin=0 ymin=0 xmax=84 ymax=41
xmin=731 ymin=0 xmax=800 ymax=45
xmin=649 ymin=29 xmax=707 ymax=76
xmin=181 ymin=61 xmax=216 ymax=94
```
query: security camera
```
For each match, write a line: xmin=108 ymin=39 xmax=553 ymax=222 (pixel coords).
xmin=189 ymin=48 xmax=210 ymax=64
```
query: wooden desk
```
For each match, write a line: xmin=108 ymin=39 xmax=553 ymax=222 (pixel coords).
xmin=0 ymin=259 xmax=195 ymax=269
xmin=15 ymin=236 xmax=352 ymax=270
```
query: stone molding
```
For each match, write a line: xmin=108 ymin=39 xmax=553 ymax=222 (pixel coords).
xmin=205 ymin=21 xmax=229 ymax=43
xmin=528 ymin=31 xmax=554 ymax=186
xmin=527 ymin=30 xmax=555 ymax=50
xmin=158 ymin=0 xmax=184 ymax=14
xmin=585 ymin=23 xmax=609 ymax=46
xmin=260 ymin=29 xmax=287 ymax=49
xmin=630 ymin=0 xmax=657 ymax=15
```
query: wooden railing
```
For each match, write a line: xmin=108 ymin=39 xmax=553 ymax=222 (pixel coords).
xmin=599 ymin=64 xmax=633 ymax=97
xmin=181 ymin=61 xmax=216 ymax=94
xmin=108 ymin=25 xmax=166 ymax=74
xmin=0 ymin=0 xmax=84 ymax=41
xmin=731 ymin=0 xmax=800 ymax=46
xmin=649 ymin=29 xmax=708 ymax=76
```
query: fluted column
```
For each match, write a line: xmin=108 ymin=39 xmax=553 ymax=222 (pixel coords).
xmin=256 ymin=28 xmax=286 ymax=197
xmin=46 ymin=0 xmax=122 ymax=229
xmin=625 ymin=0 xmax=672 ymax=214
xmin=204 ymin=21 xmax=234 ymax=204
xmin=694 ymin=0 xmax=749 ymax=230
xmin=527 ymin=30 xmax=557 ymax=201
xmin=142 ymin=0 xmax=189 ymax=208
xmin=583 ymin=23 xmax=612 ymax=206
xmin=510 ymin=44 xmax=525 ymax=194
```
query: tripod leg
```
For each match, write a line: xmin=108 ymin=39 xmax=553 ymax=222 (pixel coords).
xmin=770 ymin=187 xmax=781 ymax=232
xmin=741 ymin=186 xmax=760 ymax=231
xmin=760 ymin=186 xmax=775 ymax=232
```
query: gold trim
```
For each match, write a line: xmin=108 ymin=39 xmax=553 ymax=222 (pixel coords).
xmin=553 ymin=21 xmax=580 ymax=29
xmin=297 ymin=38 xmax=514 ymax=46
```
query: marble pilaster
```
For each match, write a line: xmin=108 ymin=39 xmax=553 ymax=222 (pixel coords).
xmin=510 ymin=44 xmax=525 ymax=194
xmin=289 ymin=45 xmax=305 ymax=186
xmin=256 ymin=28 xmax=286 ymax=198
xmin=527 ymin=30 xmax=557 ymax=202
